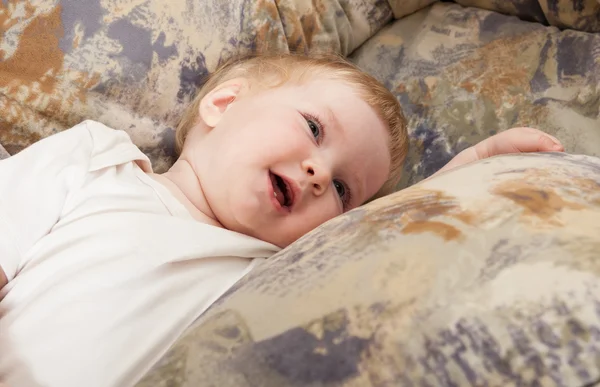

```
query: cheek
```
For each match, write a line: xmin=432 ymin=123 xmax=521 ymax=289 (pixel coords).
xmin=238 ymin=108 xmax=307 ymax=143
xmin=258 ymin=130 xmax=310 ymax=162
xmin=300 ymin=199 xmax=339 ymax=231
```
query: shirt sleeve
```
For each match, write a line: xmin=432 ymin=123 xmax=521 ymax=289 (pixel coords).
xmin=0 ymin=121 xmax=94 ymax=282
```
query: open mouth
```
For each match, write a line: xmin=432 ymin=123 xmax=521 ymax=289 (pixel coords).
xmin=269 ymin=171 xmax=294 ymax=209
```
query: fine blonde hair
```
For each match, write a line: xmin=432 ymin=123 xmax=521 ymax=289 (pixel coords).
xmin=175 ymin=52 xmax=408 ymax=198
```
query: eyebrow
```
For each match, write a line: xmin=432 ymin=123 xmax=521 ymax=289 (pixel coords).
xmin=322 ymin=106 xmax=365 ymax=206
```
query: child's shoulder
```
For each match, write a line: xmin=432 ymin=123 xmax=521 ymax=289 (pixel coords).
xmin=50 ymin=120 xmax=130 ymax=150
xmin=21 ymin=120 xmax=152 ymax=177
xmin=72 ymin=120 xmax=132 ymax=143
xmin=75 ymin=120 xmax=151 ymax=173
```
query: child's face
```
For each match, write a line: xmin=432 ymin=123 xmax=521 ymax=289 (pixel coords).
xmin=185 ymin=78 xmax=390 ymax=247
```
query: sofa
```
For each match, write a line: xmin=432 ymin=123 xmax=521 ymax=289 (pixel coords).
xmin=1 ymin=0 xmax=599 ymax=385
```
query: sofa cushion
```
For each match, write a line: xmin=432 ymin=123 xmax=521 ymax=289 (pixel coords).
xmin=452 ymin=0 xmax=600 ymax=32
xmin=0 ymin=144 xmax=8 ymax=160
xmin=0 ymin=0 xmax=392 ymax=170
xmin=350 ymin=1 xmax=600 ymax=188
xmin=539 ymin=0 xmax=600 ymax=32
xmin=135 ymin=152 xmax=600 ymax=387
xmin=452 ymin=0 xmax=547 ymax=23
xmin=387 ymin=0 xmax=438 ymax=18
xmin=277 ymin=0 xmax=393 ymax=55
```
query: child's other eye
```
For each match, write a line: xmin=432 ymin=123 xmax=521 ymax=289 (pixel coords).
xmin=333 ymin=180 xmax=345 ymax=197
xmin=302 ymin=113 xmax=324 ymax=142
xmin=333 ymin=179 xmax=352 ymax=210
xmin=308 ymin=120 xmax=320 ymax=138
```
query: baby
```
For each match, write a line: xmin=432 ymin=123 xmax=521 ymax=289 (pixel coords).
xmin=0 ymin=53 xmax=562 ymax=387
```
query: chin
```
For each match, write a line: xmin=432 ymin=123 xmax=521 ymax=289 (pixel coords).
xmin=262 ymin=232 xmax=296 ymax=249
xmin=252 ymin=230 xmax=284 ymax=247
xmin=222 ymin=207 xmax=297 ymax=248
xmin=241 ymin=227 xmax=290 ymax=249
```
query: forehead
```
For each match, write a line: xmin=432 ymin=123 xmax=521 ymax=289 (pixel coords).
xmin=267 ymin=77 xmax=377 ymax=117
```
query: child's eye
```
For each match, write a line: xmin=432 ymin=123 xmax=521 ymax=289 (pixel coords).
xmin=307 ymin=119 xmax=320 ymax=139
xmin=333 ymin=180 xmax=345 ymax=197
xmin=333 ymin=179 xmax=352 ymax=209
xmin=302 ymin=113 xmax=324 ymax=142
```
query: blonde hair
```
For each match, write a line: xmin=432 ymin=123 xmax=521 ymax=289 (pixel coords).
xmin=175 ymin=52 xmax=408 ymax=198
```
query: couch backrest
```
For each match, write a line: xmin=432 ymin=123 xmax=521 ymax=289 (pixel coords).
xmin=277 ymin=0 xmax=394 ymax=56
xmin=453 ymin=0 xmax=600 ymax=32
xmin=0 ymin=144 xmax=8 ymax=160
xmin=386 ymin=0 xmax=438 ymax=18
xmin=539 ymin=0 xmax=600 ymax=32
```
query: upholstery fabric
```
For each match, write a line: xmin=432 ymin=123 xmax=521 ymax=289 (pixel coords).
xmin=136 ymin=153 xmax=600 ymax=387
xmin=351 ymin=2 xmax=600 ymax=187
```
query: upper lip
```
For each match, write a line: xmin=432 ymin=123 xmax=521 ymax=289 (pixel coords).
xmin=270 ymin=171 xmax=299 ymax=210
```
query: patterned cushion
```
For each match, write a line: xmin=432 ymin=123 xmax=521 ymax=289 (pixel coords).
xmin=136 ymin=153 xmax=600 ymax=386
xmin=350 ymin=2 xmax=600 ymax=188
xmin=0 ymin=144 xmax=8 ymax=160
xmin=0 ymin=0 xmax=392 ymax=171
xmin=539 ymin=0 xmax=600 ymax=32
xmin=453 ymin=0 xmax=600 ymax=32
xmin=452 ymin=0 xmax=547 ymax=23
xmin=387 ymin=0 xmax=438 ymax=18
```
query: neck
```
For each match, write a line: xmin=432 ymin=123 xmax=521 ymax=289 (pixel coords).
xmin=156 ymin=159 xmax=222 ymax=227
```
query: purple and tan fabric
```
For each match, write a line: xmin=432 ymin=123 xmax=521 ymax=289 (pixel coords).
xmin=136 ymin=153 xmax=600 ymax=386
xmin=452 ymin=0 xmax=548 ymax=23
xmin=351 ymin=1 xmax=600 ymax=188
xmin=540 ymin=0 xmax=600 ymax=32
xmin=453 ymin=0 xmax=600 ymax=32
xmin=387 ymin=0 xmax=438 ymax=18
xmin=0 ymin=144 xmax=8 ymax=160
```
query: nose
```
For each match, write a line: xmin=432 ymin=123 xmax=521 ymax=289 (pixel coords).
xmin=302 ymin=159 xmax=331 ymax=196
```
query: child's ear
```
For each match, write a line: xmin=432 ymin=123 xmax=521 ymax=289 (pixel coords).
xmin=199 ymin=78 xmax=248 ymax=128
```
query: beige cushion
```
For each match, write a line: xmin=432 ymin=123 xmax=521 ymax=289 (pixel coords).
xmin=539 ymin=0 xmax=600 ymax=32
xmin=387 ymin=0 xmax=438 ymax=18
xmin=136 ymin=152 xmax=600 ymax=386
xmin=351 ymin=2 xmax=600 ymax=188
xmin=453 ymin=0 xmax=600 ymax=32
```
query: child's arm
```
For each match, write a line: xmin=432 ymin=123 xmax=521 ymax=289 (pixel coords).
xmin=0 ymin=122 xmax=94 ymax=292
xmin=431 ymin=127 xmax=564 ymax=178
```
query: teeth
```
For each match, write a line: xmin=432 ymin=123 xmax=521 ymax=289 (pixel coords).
xmin=274 ymin=192 xmax=278 ymax=197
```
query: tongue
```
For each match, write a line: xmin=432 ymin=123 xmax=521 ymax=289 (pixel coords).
xmin=274 ymin=183 xmax=285 ymax=206
xmin=270 ymin=174 xmax=286 ymax=206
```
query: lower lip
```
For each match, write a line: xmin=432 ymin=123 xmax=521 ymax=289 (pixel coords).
xmin=268 ymin=172 xmax=290 ymax=214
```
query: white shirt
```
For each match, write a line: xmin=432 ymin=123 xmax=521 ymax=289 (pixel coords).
xmin=0 ymin=121 xmax=279 ymax=387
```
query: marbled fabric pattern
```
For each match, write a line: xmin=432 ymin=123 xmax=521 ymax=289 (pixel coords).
xmin=387 ymin=0 xmax=438 ymax=18
xmin=136 ymin=153 xmax=600 ymax=387
xmin=0 ymin=144 xmax=8 ymax=160
xmin=452 ymin=0 xmax=548 ymax=22
xmin=351 ymin=2 xmax=600 ymax=188
xmin=2 ymin=1 xmax=598 ymax=185
xmin=540 ymin=0 xmax=600 ymax=32
xmin=453 ymin=0 xmax=600 ymax=32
